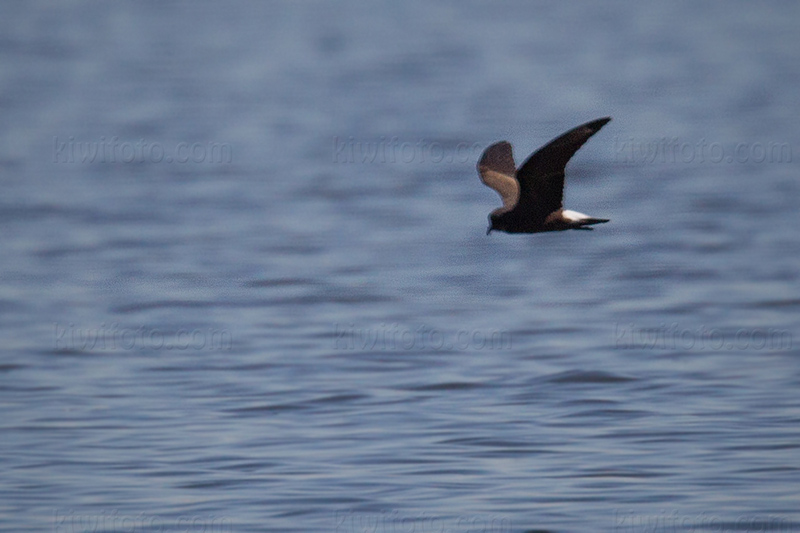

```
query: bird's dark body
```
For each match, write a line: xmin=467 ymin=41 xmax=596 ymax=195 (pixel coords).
xmin=491 ymin=212 xmax=581 ymax=234
xmin=477 ymin=117 xmax=611 ymax=234
xmin=491 ymin=209 xmax=609 ymax=234
xmin=490 ymin=210 xmax=546 ymax=234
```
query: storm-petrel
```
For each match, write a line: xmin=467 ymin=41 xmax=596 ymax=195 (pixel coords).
xmin=478 ymin=117 xmax=611 ymax=234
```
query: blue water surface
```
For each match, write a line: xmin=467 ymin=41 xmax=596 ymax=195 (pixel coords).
xmin=1 ymin=2 xmax=799 ymax=532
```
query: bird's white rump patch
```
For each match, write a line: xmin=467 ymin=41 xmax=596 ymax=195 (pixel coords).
xmin=562 ymin=209 xmax=591 ymax=222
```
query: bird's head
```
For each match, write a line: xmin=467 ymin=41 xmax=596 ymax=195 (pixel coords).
xmin=487 ymin=214 xmax=503 ymax=235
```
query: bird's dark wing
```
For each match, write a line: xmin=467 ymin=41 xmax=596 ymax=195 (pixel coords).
xmin=477 ymin=141 xmax=520 ymax=214
xmin=515 ymin=117 xmax=611 ymax=219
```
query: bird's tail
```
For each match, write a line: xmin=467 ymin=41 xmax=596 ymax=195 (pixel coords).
xmin=582 ymin=218 xmax=609 ymax=225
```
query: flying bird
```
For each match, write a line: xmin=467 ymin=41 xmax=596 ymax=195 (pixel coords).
xmin=478 ymin=117 xmax=611 ymax=234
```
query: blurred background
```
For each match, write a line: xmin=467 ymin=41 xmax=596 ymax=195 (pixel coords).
xmin=1 ymin=1 xmax=799 ymax=531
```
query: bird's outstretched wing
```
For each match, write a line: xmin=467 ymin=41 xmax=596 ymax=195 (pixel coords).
xmin=515 ymin=117 xmax=611 ymax=220
xmin=477 ymin=141 xmax=519 ymax=214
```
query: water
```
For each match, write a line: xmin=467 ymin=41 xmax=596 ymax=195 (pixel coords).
xmin=2 ymin=2 xmax=799 ymax=532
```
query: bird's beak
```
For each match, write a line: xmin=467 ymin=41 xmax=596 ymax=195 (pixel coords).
xmin=486 ymin=226 xmax=492 ymax=235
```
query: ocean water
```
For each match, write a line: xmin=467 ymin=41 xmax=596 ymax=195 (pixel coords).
xmin=1 ymin=1 xmax=799 ymax=532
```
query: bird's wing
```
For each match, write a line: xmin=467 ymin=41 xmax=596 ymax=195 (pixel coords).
xmin=515 ymin=117 xmax=611 ymax=219
xmin=477 ymin=141 xmax=520 ymax=213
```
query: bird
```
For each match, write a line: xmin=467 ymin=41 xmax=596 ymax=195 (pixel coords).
xmin=478 ymin=117 xmax=611 ymax=234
